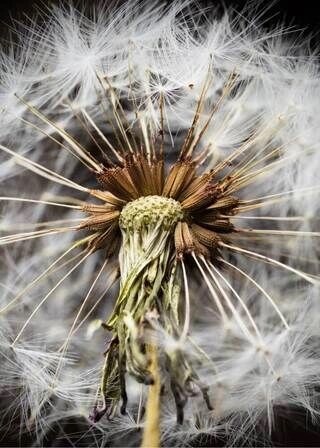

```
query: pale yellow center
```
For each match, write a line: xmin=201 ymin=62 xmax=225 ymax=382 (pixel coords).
xmin=119 ymin=195 xmax=184 ymax=231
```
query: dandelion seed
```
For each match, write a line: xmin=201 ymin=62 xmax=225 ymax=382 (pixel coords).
xmin=0 ymin=1 xmax=320 ymax=447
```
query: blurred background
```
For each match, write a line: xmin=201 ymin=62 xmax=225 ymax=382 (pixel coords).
xmin=0 ymin=0 xmax=320 ymax=446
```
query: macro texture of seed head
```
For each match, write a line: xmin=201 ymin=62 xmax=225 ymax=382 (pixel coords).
xmin=119 ymin=196 xmax=184 ymax=231
xmin=0 ymin=1 xmax=320 ymax=447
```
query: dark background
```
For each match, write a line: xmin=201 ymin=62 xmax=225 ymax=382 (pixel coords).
xmin=1 ymin=0 xmax=320 ymax=31
xmin=0 ymin=0 xmax=320 ymax=446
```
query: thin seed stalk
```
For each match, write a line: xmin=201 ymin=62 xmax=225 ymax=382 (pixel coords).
xmin=141 ymin=344 xmax=161 ymax=448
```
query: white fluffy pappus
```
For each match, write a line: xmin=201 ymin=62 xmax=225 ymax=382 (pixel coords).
xmin=0 ymin=1 xmax=320 ymax=447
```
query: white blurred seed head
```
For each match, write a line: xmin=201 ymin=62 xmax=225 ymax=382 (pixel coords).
xmin=0 ymin=1 xmax=320 ymax=446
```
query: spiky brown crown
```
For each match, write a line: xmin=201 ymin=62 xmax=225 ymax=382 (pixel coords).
xmin=79 ymin=152 xmax=239 ymax=259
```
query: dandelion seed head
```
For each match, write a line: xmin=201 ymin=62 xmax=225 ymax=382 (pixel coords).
xmin=1 ymin=0 xmax=320 ymax=446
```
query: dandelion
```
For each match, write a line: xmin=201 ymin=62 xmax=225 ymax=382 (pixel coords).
xmin=0 ymin=1 xmax=320 ymax=446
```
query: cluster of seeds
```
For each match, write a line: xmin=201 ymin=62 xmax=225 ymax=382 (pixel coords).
xmin=119 ymin=195 xmax=184 ymax=231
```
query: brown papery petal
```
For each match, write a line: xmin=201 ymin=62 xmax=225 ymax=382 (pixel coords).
xmin=174 ymin=221 xmax=195 ymax=257
xmin=191 ymin=224 xmax=221 ymax=248
xmin=79 ymin=210 xmax=120 ymax=230
xmin=162 ymin=161 xmax=196 ymax=199
xmin=97 ymin=166 xmax=138 ymax=200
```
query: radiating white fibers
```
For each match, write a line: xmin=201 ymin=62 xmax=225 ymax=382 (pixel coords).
xmin=0 ymin=1 xmax=320 ymax=446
